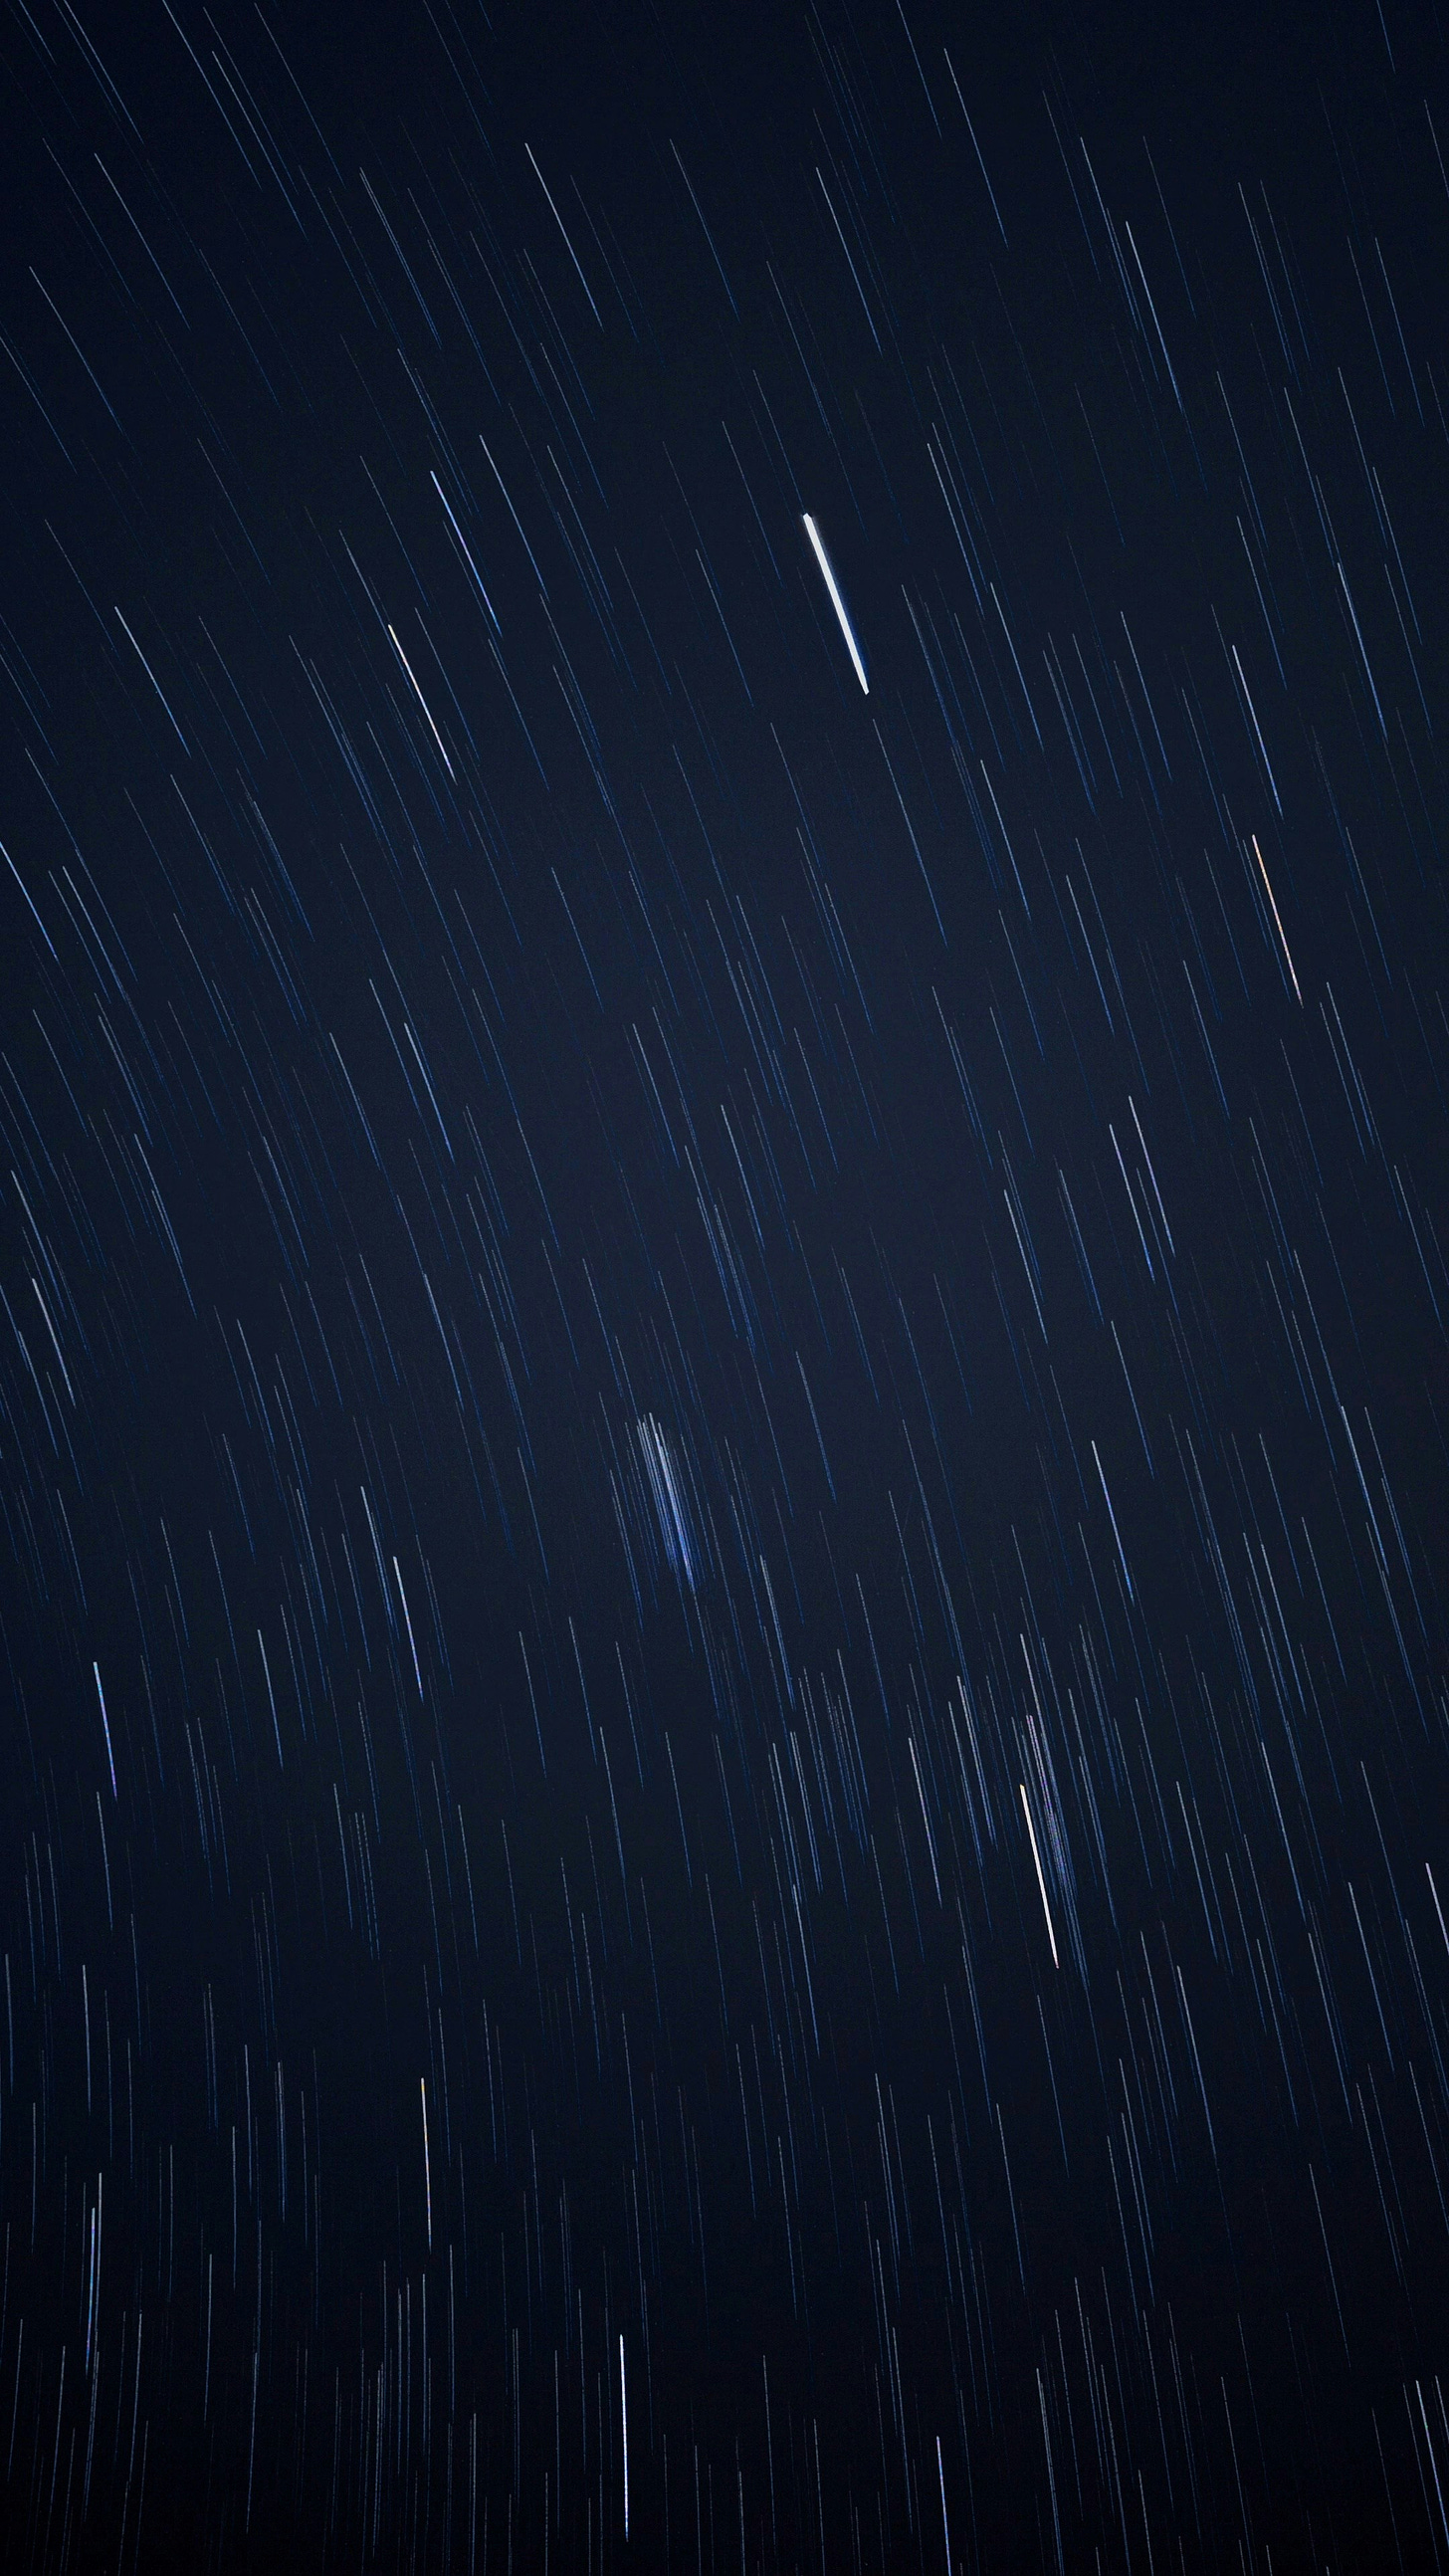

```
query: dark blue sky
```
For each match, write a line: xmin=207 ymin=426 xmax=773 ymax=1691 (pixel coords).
xmin=2 ymin=2 xmax=1448 ymax=2568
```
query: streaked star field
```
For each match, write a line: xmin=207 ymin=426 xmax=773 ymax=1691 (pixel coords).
xmin=3 ymin=2 xmax=1449 ymax=2568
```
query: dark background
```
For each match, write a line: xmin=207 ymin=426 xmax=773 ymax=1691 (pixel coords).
xmin=3 ymin=0 xmax=1449 ymax=2566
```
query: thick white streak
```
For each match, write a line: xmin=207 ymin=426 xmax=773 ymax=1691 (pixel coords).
xmin=1020 ymin=1783 xmax=1060 ymax=1968
xmin=803 ymin=514 xmax=869 ymax=694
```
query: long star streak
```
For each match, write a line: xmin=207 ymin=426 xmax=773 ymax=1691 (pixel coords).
xmin=803 ymin=513 xmax=869 ymax=694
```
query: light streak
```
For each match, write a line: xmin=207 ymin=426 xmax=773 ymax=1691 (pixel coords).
xmin=1020 ymin=1782 xmax=1060 ymax=1968
xmin=421 ymin=2077 xmax=432 ymax=2251
xmin=1251 ymin=833 xmax=1303 ymax=1003
xmin=388 ymin=623 xmax=455 ymax=777
xmin=1092 ymin=1437 xmax=1136 ymax=1600
xmin=620 ymin=2333 xmax=629 ymax=2538
xmin=95 ymin=1661 xmax=116 ymax=1798
xmin=803 ymin=514 xmax=869 ymax=694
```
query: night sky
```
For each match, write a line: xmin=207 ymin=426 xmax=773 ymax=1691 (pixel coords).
xmin=4 ymin=1 xmax=1449 ymax=2568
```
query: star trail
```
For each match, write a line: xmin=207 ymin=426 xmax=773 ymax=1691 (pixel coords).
xmin=2 ymin=2 xmax=1449 ymax=2569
